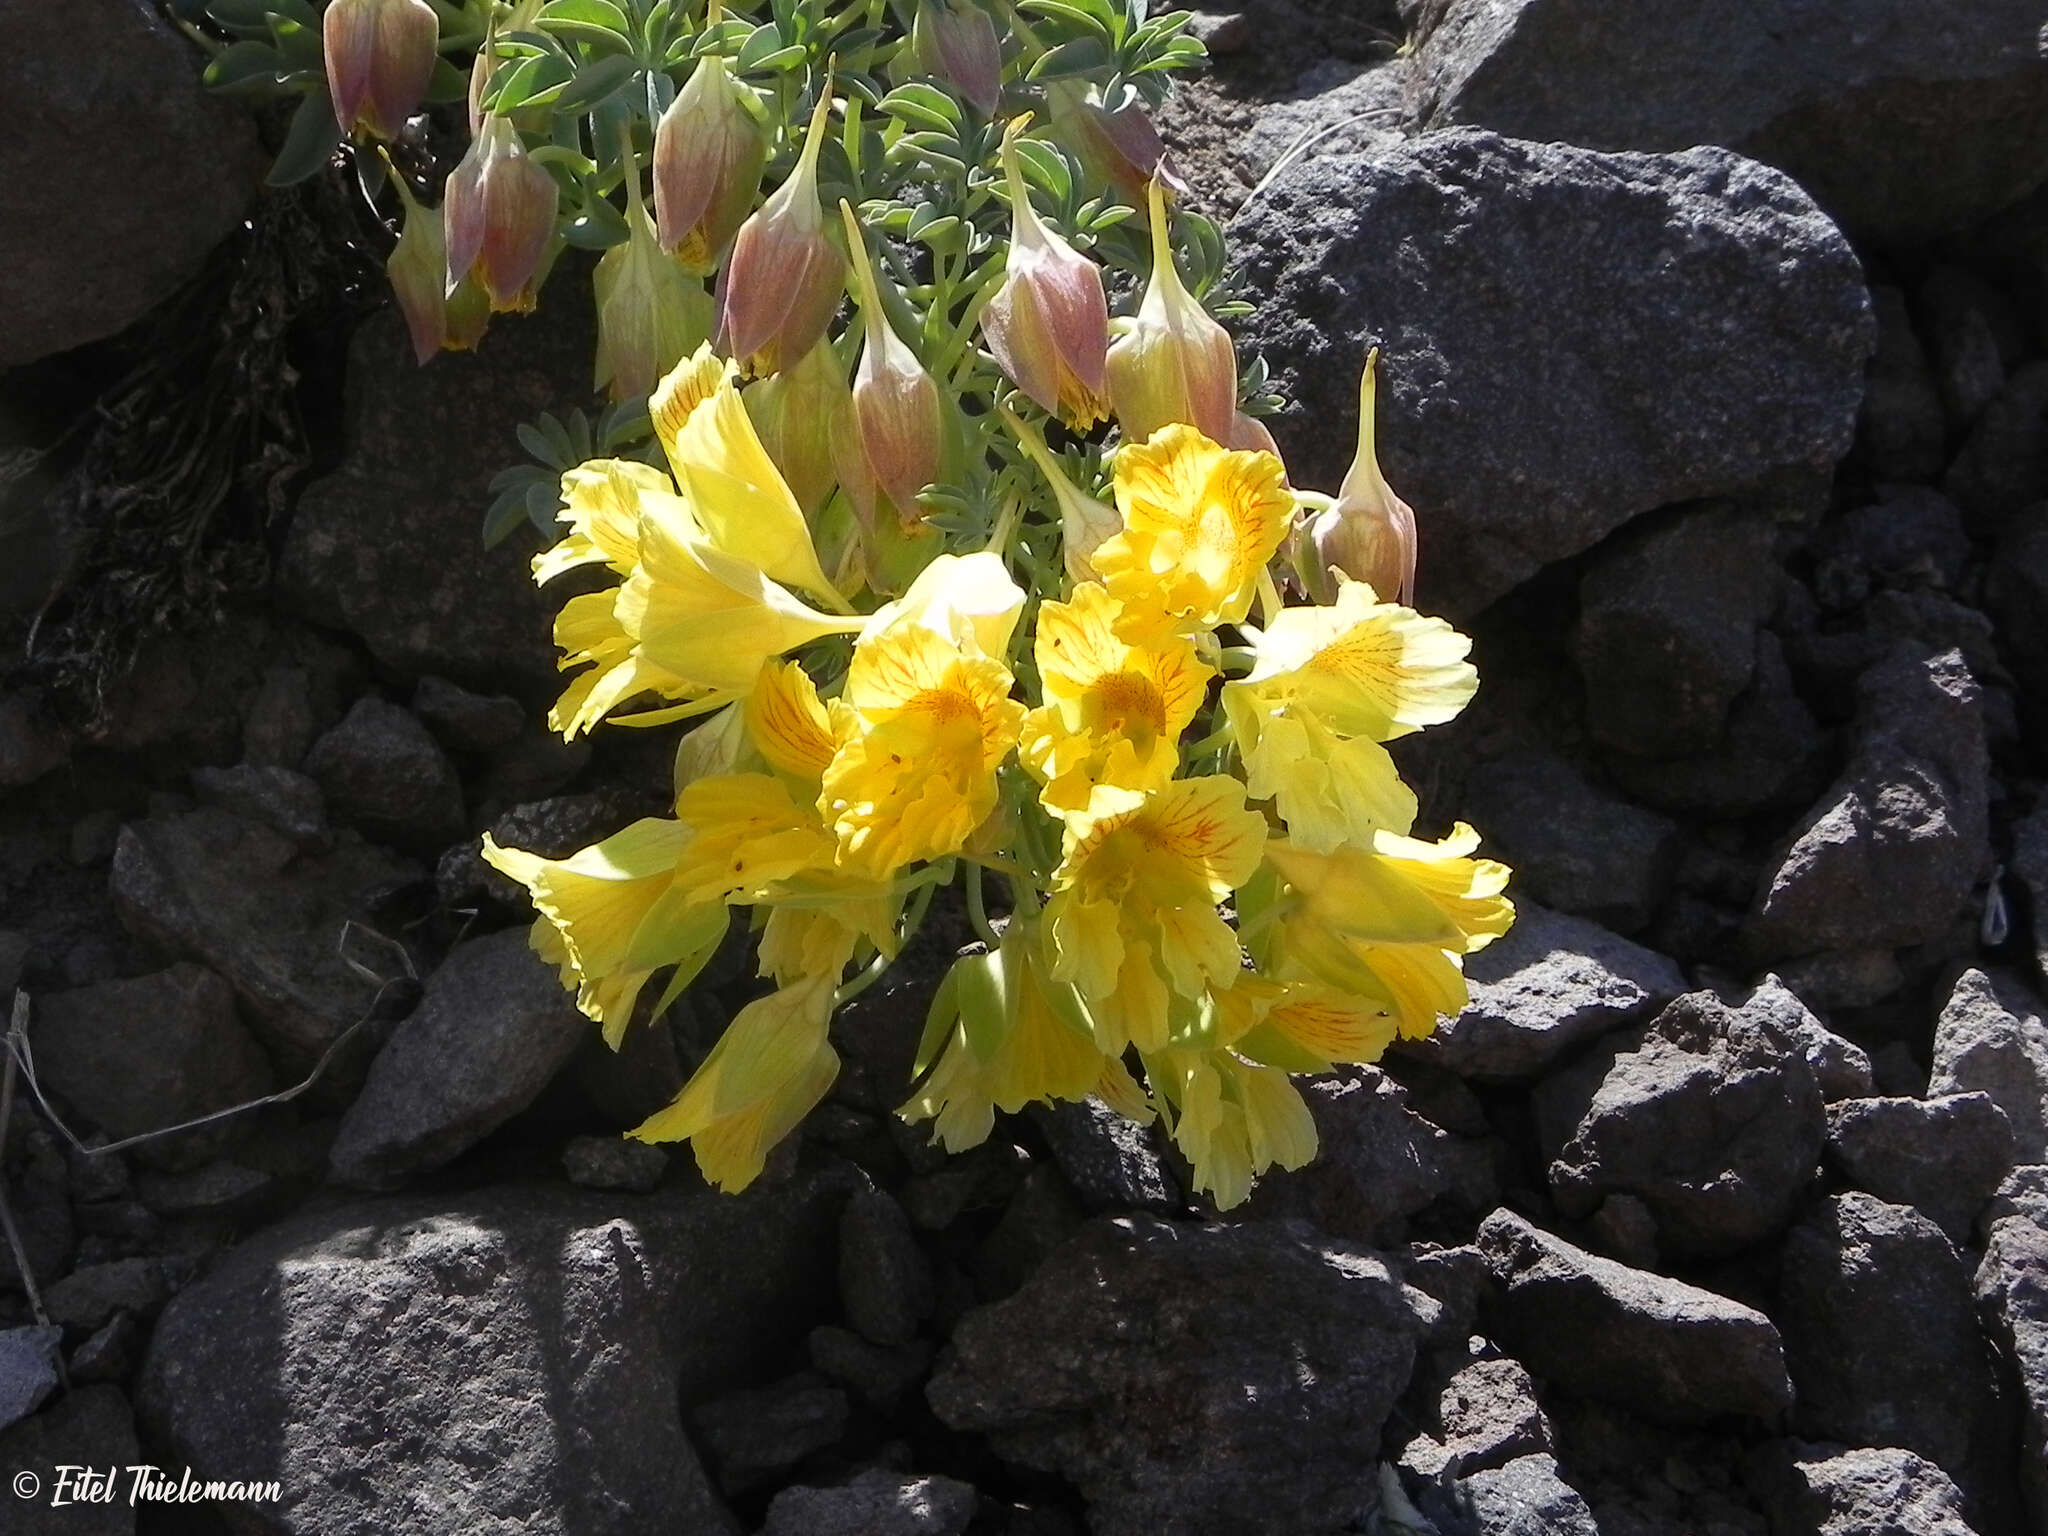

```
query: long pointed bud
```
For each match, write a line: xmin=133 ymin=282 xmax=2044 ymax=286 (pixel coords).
xmin=378 ymin=149 xmax=445 ymax=363
xmin=1304 ymin=349 xmax=1418 ymax=605
xmin=980 ymin=117 xmax=1110 ymax=430
xmin=912 ymin=0 xmax=1002 ymax=117
xmin=445 ymin=115 xmax=558 ymax=312
xmin=595 ymin=149 xmax=714 ymax=402
xmin=745 ymin=337 xmax=856 ymax=520
xmin=325 ymin=0 xmax=439 ymax=141
xmin=1047 ymin=81 xmax=1183 ymax=210
xmin=1106 ymin=177 xmax=1238 ymax=444
xmin=653 ymin=51 xmax=769 ymax=273
xmin=717 ymin=88 xmax=845 ymax=377
xmin=1000 ymin=406 xmax=1118 ymax=582
xmin=840 ymin=200 xmax=943 ymax=522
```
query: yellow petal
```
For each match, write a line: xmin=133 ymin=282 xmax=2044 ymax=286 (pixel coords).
xmin=649 ymin=342 xmax=730 ymax=479
xmin=860 ymin=550 xmax=1026 ymax=660
xmin=1245 ymin=578 xmax=1477 ymax=741
xmin=746 ymin=658 xmax=836 ymax=783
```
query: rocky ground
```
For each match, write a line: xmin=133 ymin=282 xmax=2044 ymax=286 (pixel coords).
xmin=4 ymin=0 xmax=2048 ymax=1533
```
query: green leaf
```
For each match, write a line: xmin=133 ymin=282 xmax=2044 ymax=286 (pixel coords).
xmin=268 ymin=15 xmax=325 ymax=73
xmin=426 ymin=55 xmax=470 ymax=103
xmin=536 ymin=0 xmax=638 ymax=52
xmin=553 ymin=53 xmax=641 ymax=113
xmin=488 ymin=51 xmax=575 ymax=113
xmin=203 ymin=40 xmax=283 ymax=91
xmin=955 ymin=947 xmax=1011 ymax=1063
xmin=516 ymin=422 xmax=567 ymax=470
xmin=1016 ymin=0 xmax=1111 ymax=43
xmin=733 ymin=21 xmax=790 ymax=73
xmin=1027 ymin=36 xmax=1112 ymax=79
xmin=1011 ymin=139 xmax=1073 ymax=205
xmin=266 ymin=87 xmax=344 ymax=187
xmin=876 ymin=82 xmax=960 ymax=134
xmin=563 ymin=194 xmax=631 ymax=249
xmin=483 ymin=488 xmax=535 ymax=548
xmin=204 ymin=0 xmax=285 ymax=34
xmin=912 ymin=963 xmax=964 ymax=1080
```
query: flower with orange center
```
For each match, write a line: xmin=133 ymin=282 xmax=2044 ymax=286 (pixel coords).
xmin=1020 ymin=581 xmax=1212 ymax=818
xmin=1093 ymin=423 xmax=1294 ymax=634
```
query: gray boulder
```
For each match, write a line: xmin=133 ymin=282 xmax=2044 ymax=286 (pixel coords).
xmin=1419 ymin=1452 xmax=1599 ymax=1536
xmin=0 ymin=1327 xmax=62 ymax=1435
xmin=1986 ymin=507 xmax=2048 ymax=744
xmin=1744 ymin=1441 xmax=1980 ymax=1536
xmin=1475 ymin=1209 xmax=1793 ymax=1426
xmin=1029 ymin=1098 xmax=1182 ymax=1214
xmin=191 ymin=763 xmax=331 ymax=852
xmin=927 ymin=1216 xmax=1435 ymax=1536
xmin=1747 ymin=648 xmax=1990 ymax=962
xmin=1931 ymin=968 xmax=2048 ymax=1163
xmin=0 ymin=0 xmax=259 ymax=367
xmin=329 ymin=930 xmax=592 ymax=1189
xmin=760 ymin=1471 xmax=978 ymax=1536
xmin=1406 ymin=0 xmax=2048 ymax=246
xmin=0 ymin=1387 xmax=139 ymax=1536
xmin=1229 ymin=131 xmax=1870 ymax=615
xmin=1779 ymin=1193 xmax=2005 ymax=1512
xmin=1950 ymin=369 xmax=2048 ymax=538
xmin=305 ymin=697 xmax=466 ymax=854
xmin=1856 ymin=286 xmax=1950 ymax=482
xmin=1405 ymin=900 xmax=1685 ymax=1080
xmin=1976 ymin=1200 xmax=2048 ymax=1532
xmin=27 ymin=963 xmax=275 ymax=1171
xmin=1826 ymin=1093 xmax=2015 ymax=1244
xmin=2013 ymin=804 xmax=2048 ymax=984
xmin=1548 ymin=987 xmax=1826 ymax=1257
xmin=136 ymin=1170 xmax=862 ymax=1536
xmin=839 ymin=1189 xmax=934 ymax=1347
xmin=1398 ymin=1354 xmax=1553 ymax=1480
xmin=110 ymin=807 xmax=419 ymax=1072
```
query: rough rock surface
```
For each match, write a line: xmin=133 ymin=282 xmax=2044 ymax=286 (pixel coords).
xmin=1825 ymin=1093 xmax=2015 ymax=1244
xmin=1778 ymin=1193 xmax=2005 ymax=1512
xmin=1406 ymin=901 xmax=1686 ymax=1079
xmin=1931 ymin=968 xmax=2048 ymax=1163
xmin=1747 ymin=648 xmax=1990 ymax=962
xmin=136 ymin=1171 xmax=861 ymax=1535
xmin=1406 ymin=0 xmax=2048 ymax=246
xmin=927 ymin=1216 xmax=1434 ymax=1536
xmin=0 ymin=1387 xmax=140 ymax=1536
xmin=109 ymin=808 xmax=419 ymax=1069
xmin=304 ymin=698 xmax=467 ymax=854
xmin=1976 ymin=1192 xmax=2048 ymax=1531
xmin=0 ymin=0 xmax=259 ymax=366
xmin=1398 ymin=1354 xmax=1553 ymax=1479
xmin=279 ymin=305 xmax=594 ymax=698
xmin=329 ymin=931 xmax=592 ymax=1189
xmin=1420 ymin=1452 xmax=1599 ymax=1536
xmin=1230 ymin=131 xmax=1871 ymax=614
xmin=1476 ymin=1210 xmax=1793 ymax=1426
xmin=1548 ymin=988 xmax=1826 ymax=1257
xmin=1744 ymin=1441 xmax=1980 ymax=1536
xmin=760 ymin=1471 xmax=978 ymax=1536
xmin=0 ymin=1327 xmax=62 ymax=1435
xmin=27 ymin=964 xmax=275 ymax=1171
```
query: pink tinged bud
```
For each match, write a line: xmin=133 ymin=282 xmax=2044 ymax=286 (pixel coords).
xmin=980 ymin=121 xmax=1110 ymax=430
xmin=595 ymin=175 xmax=714 ymax=403
xmin=1308 ymin=349 xmax=1418 ymax=605
xmin=444 ymin=115 xmax=559 ymax=313
xmin=745 ymin=338 xmax=853 ymax=520
xmin=653 ymin=54 xmax=769 ymax=274
xmin=1106 ymin=178 xmax=1239 ymax=444
xmin=840 ymin=201 xmax=943 ymax=522
xmin=912 ymin=0 xmax=1002 ymax=117
xmin=325 ymin=0 xmax=439 ymax=142
xmin=379 ymin=154 xmax=445 ymax=364
xmin=716 ymin=92 xmax=845 ymax=378
xmin=1047 ymin=83 xmax=1184 ymax=210
xmin=1001 ymin=406 xmax=1117 ymax=582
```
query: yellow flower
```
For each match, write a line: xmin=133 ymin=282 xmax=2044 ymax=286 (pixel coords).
xmin=531 ymin=458 xmax=679 ymax=585
xmin=1262 ymin=825 xmax=1514 ymax=1039
xmin=628 ymin=976 xmax=840 ymax=1191
xmin=670 ymin=772 xmax=838 ymax=904
xmin=1146 ymin=1046 xmax=1316 ymax=1211
xmin=546 ymin=586 xmax=708 ymax=740
xmin=859 ymin=550 xmax=1026 ymax=660
xmin=1043 ymin=775 xmax=1267 ymax=1053
xmin=481 ymin=818 xmax=728 ymax=1045
xmin=1093 ymin=423 xmax=1294 ymax=633
xmin=745 ymin=658 xmax=836 ymax=783
xmin=901 ymin=920 xmax=1108 ymax=1152
xmin=1221 ymin=690 xmax=1416 ymax=852
xmin=1020 ymin=581 xmax=1212 ymax=818
xmin=1227 ymin=978 xmax=1399 ymax=1074
xmin=822 ymin=622 xmax=1026 ymax=877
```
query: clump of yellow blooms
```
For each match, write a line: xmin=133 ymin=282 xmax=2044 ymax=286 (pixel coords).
xmin=485 ymin=135 xmax=1512 ymax=1211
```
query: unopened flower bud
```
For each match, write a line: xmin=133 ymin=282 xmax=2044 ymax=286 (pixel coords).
xmin=912 ymin=0 xmax=1001 ymax=116
xmin=1106 ymin=177 xmax=1238 ymax=444
xmin=445 ymin=115 xmax=559 ymax=313
xmin=654 ymin=52 xmax=769 ymax=273
xmin=325 ymin=0 xmax=438 ymax=141
xmin=1304 ymin=349 xmax=1417 ymax=605
xmin=840 ymin=201 xmax=943 ymax=522
xmin=745 ymin=337 xmax=854 ymax=520
xmin=595 ymin=166 xmax=714 ymax=402
xmin=717 ymin=91 xmax=845 ymax=377
xmin=1046 ymin=82 xmax=1183 ymax=210
xmin=377 ymin=150 xmax=446 ymax=363
xmin=1001 ymin=406 xmax=1118 ymax=582
xmin=981 ymin=118 xmax=1110 ymax=430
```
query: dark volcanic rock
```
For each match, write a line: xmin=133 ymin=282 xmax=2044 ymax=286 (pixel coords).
xmin=691 ymin=1376 xmax=849 ymax=1491
xmin=1030 ymin=1098 xmax=1182 ymax=1214
xmin=27 ymin=964 xmax=275 ymax=1171
xmin=1744 ymin=1441 xmax=1979 ymax=1536
xmin=1406 ymin=900 xmax=1685 ymax=1080
xmin=1406 ymin=0 xmax=2048 ymax=246
xmin=1931 ymin=969 xmax=2048 ymax=1164
xmin=191 ymin=763 xmax=331 ymax=852
xmin=1948 ymin=366 xmax=2048 ymax=537
xmin=329 ymin=930 xmax=592 ymax=1189
xmin=1977 ymin=1197 xmax=2048 ymax=1531
xmin=110 ymin=808 xmax=419 ymax=1070
xmin=1746 ymin=647 xmax=1989 ymax=963
xmin=1476 ymin=1210 xmax=1793 ymax=1426
xmin=1826 ymin=1093 xmax=2015 ymax=1244
xmin=136 ymin=1170 xmax=863 ymax=1535
xmin=1856 ymin=286 xmax=1950 ymax=482
xmin=1398 ymin=1354 xmax=1553 ymax=1480
xmin=927 ymin=1216 xmax=1434 ymax=1536
xmin=1986 ymin=507 xmax=2048 ymax=739
xmin=279 ymin=304 xmax=595 ymax=698
xmin=2015 ymin=804 xmax=2048 ymax=983
xmin=760 ymin=1471 xmax=978 ymax=1536
xmin=1419 ymin=1452 xmax=1599 ymax=1536
xmin=839 ymin=1188 xmax=934 ymax=1347
xmin=0 ymin=0 xmax=259 ymax=366
xmin=1778 ymin=1193 xmax=2004 ymax=1511
xmin=1230 ymin=132 xmax=1870 ymax=615
xmin=305 ymin=697 xmax=467 ymax=854
xmin=0 ymin=1387 xmax=139 ymax=1536
xmin=1548 ymin=987 xmax=1825 ymax=1258
xmin=0 ymin=1327 xmax=61 ymax=1434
